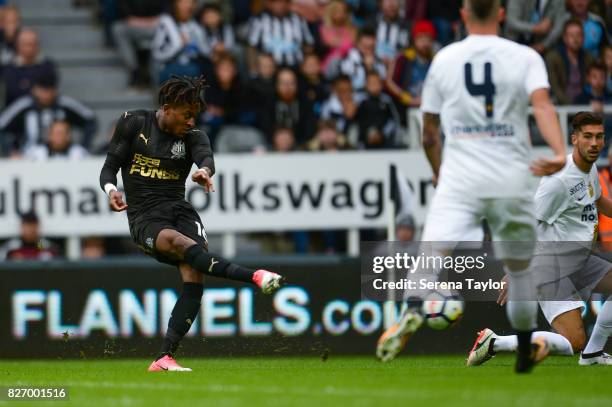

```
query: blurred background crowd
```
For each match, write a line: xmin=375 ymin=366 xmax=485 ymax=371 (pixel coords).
xmin=0 ymin=0 xmax=610 ymax=260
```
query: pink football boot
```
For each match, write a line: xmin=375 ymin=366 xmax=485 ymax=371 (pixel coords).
xmin=148 ymin=355 xmax=192 ymax=372
xmin=252 ymin=270 xmax=283 ymax=294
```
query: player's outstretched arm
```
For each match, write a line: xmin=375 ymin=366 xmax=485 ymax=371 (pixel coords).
xmin=597 ymin=196 xmax=612 ymax=218
xmin=530 ymin=88 xmax=567 ymax=176
xmin=422 ymin=112 xmax=442 ymax=184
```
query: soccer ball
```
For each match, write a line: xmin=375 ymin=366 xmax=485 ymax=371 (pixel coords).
xmin=422 ymin=291 xmax=464 ymax=330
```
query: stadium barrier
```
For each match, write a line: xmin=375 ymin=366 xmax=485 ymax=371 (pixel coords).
xmin=0 ymin=258 xmax=603 ymax=359
xmin=1 ymin=149 xmax=553 ymax=258
xmin=1 ymin=151 xmax=433 ymax=258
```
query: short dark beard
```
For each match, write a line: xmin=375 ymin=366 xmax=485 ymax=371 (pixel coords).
xmin=580 ymin=148 xmax=597 ymax=164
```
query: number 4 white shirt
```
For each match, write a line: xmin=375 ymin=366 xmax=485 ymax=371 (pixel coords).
xmin=535 ymin=154 xmax=601 ymax=242
xmin=421 ymin=35 xmax=550 ymax=199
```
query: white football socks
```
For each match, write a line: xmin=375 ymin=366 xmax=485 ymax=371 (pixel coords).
xmin=583 ymin=299 xmax=612 ymax=355
xmin=493 ymin=331 xmax=573 ymax=355
xmin=533 ymin=331 xmax=573 ymax=355
xmin=492 ymin=334 xmax=517 ymax=352
xmin=505 ymin=268 xmax=537 ymax=331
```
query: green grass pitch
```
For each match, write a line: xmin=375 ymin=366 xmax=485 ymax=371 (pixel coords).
xmin=1 ymin=356 xmax=611 ymax=406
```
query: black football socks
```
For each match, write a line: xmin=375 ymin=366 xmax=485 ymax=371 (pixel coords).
xmin=515 ymin=330 xmax=534 ymax=373
xmin=184 ymin=244 xmax=255 ymax=283
xmin=158 ymin=282 xmax=203 ymax=360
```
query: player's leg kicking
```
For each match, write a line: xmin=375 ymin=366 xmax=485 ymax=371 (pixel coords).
xmin=377 ymin=198 xmax=548 ymax=372
xmin=484 ymin=199 xmax=547 ymax=373
xmin=149 ymin=263 xmax=204 ymax=372
xmin=148 ymin=228 xmax=282 ymax=372
xmin=377 ymin=195 xmax=482 ymax=362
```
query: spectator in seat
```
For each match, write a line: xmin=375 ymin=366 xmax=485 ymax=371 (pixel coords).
xmin=247 ymin=0 xmax=314 ymax=71
xmin=339 ymin=27 xmax=386 ymax=92
xmin=260 ymin=67 xmax=316 ymax=146
xmin=504 ymin=0 xmax=567 ymax=54
xmin=112 ymin=0 xmax=164 ymax=87
xmin=199 ymin=0 xmax=234 ymax=23
xmin=348 ymin=0 xmax=379 ymax=25
xmin=573 ymin=62 xmax=612 ymax=156
xmin=574 ymin=62 xmax=612 ymax=109
xmin=545 ymin=18 xmax=594 ymax=105
xmin=0 ymin=74 xmax=97 ymax=156
xmin=356 ymin=71 xmax=400 ymax=149
xmin=0 ymin=5 xmax=21 ymax=65
xmin=0 ymin=211 xmax=59 ymax=261
xmin=249 ymin=52 xmax=277 ymax=102
xmin=426 ymin=0 xmax=461 ymax=46
xmin=386 ymin=19 xmax=435 ymax=110
xmin=2 ymin=29 xmax=57 ymax=106
xmin=197 ymin=3 xmax=236 ymax=62
xmin=404 ymin=0 xmax=427 ymax=21
xmin=81 ymin=236 xmax=106 ymax=259
xmin=567 ymin=0 xmax=608 ymax=58
xmin=603 ymin=44 xmax=612 ymax=94
xmin=291 ymin=0 xmax=329 ymax=23
xmin=370 ymin=0 xmax=409 ymax=63
xmin=152 ymin=0 xmax=207 ymax=84
xmin=202 ymin=53 xmax=254 ymax=143
xmin=23 ymin=120 xmax=89 ymax=160
xmin=395 ymin=214 xmax=415 ymax=242
xmin=271 ymin=127 xmax=297 ymax=152
xmin=319 ymin=0 xmax=356 ymax=77
xmin=320 ymin=73 xmax=364 ymax=135
xmin=299 ymin=52 xmax=328 ymax=115
xmin=306 ymin=119 xmax=351 ymax=151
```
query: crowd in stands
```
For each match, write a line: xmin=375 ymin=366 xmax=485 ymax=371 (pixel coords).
xmin=0 ymin=4 xmax=96 ymax=158
xmin=0 ymin=0 xmax=610 ymax=158
xmin=0 ymin=0 xmax=610 ymax=257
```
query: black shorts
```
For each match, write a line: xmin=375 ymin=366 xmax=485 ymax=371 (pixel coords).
xmin=129 ymin=200 xmax=208 ymax=266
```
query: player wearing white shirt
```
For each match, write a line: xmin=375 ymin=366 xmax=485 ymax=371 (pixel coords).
xmin=468 ymin=112 xmax=612 ymax=366
xmin=536 ymin=160 xmax=601 ymax=244
xmin=376 ymin=0 xmax=567 ymax=373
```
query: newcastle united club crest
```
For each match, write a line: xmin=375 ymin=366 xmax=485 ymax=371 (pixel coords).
xmin=171 ymin=140 xmax=186 ymax=160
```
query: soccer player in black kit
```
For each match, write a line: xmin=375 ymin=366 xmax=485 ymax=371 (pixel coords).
xmin=99 ymin=76 xmax=283 ymax=372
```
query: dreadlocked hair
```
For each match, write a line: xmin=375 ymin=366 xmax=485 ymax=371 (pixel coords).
xmin=158 ymin=75 xmax=207 ymax=111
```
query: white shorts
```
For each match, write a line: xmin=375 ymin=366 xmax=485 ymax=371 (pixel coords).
xmin=536 ymin=254 xmax=611 ymax=324
xmin=421 ymin=193 xmax=536 ymax=260
xmin=538 ymin=300 xmax=585 ymax=325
